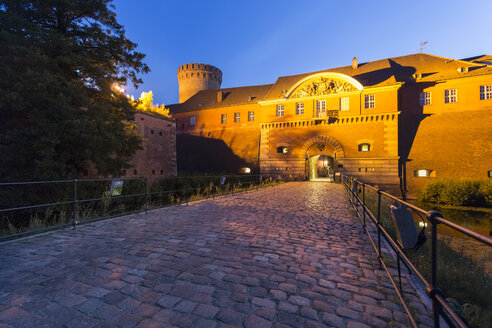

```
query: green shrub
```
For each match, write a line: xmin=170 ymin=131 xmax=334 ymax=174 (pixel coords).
xmin=418 ymin=179 xmax=491 ymax=207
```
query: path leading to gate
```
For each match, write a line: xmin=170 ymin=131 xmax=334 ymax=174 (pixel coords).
xmin=0 ymin=182 xmax=432 ymax=328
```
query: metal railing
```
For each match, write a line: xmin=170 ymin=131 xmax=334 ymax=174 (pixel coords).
xmin=0 ymin=175 xmax=280 ymax=242
xmin=341 ymin=174 xmax=492 ymax=328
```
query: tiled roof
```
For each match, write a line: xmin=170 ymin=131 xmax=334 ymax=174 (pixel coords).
xmin=169 ymin=53 xmax=492 ymax=112
xmin=169 ymin=84 xmax=272 ymax=113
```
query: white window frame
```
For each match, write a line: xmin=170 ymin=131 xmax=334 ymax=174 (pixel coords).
xmin=339 ymin=97 xmax=349 ymax=111
xmin=189 ymin=115 xmax=196 ymax=126
xmin=234 ymin=112 xmax=240 ymax=123
xmin=248 ymin=111 xmax=254 ymax=121
xmin=444 ymin=89 xmax=457 ymax=103
xmin=364 ymin=94 xmax=375 ymax=108
xmin=419 ymin=92 xmax=431 ymax=106
xmin=221 ymin=114 xmax=227 ymax=124
xmin=296 ymin=102 xmax=304 ymax=115
xmin=480 ymin=85 xmax=492 ymax=100
xmin=316 ymin=100 xmax=326 ymax=117
xmin=276 ymin=104 xmax=284 ymax=117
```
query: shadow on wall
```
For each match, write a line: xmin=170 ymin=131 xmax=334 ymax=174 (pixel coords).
xmin=176 ymin=134 xmax=251 ymax=174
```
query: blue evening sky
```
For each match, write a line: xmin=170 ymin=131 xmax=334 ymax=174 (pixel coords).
xmin=113 ymin=0 xmax=492 ymax=105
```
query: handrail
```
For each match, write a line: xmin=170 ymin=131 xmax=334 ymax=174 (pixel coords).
xmin=340 ymin=174 xmax=491 ymax=328
xmin=0 ymin=175 xmax=280 ymax=242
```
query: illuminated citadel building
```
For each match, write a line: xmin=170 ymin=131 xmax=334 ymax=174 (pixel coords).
xmin=169 ymin=54 xmax=492 ymax=195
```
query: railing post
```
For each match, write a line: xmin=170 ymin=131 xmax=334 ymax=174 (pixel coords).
xmin=73 ymin=178 xmax=78 ymax=229
xmin=377 ymin=189 xmax=382 ymax=267
xmin=427 ymin=210 xmax=443 ymax=328
xmin=185 ymin=185 xmax=188 ymax=205
xmin=145 ymin=178 xmax=149 ymax=215
xmin=362 ymin=184 xmax=366 ymax=228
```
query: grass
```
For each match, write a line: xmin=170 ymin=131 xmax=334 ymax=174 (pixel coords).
xmin=350 ymin=182 xmax=492 ymax=328
xmin=0 ymin=176 xmax=283 ymax=238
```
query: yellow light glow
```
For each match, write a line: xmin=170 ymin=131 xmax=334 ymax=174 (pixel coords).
xmin=113 ymin=84 xmax=126 ymax=94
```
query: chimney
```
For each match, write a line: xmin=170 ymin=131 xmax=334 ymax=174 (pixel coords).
xmin=217 ymin=91 xmax=223 ymax=103
xmin=352 ymin=57 xmax=358 ymax=69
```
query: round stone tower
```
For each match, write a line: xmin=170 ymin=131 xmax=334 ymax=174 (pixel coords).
xmin=177 ymin=63 xmax=222 ymax=103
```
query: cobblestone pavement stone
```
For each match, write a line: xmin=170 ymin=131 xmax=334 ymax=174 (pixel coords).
xmin=0 ymin=182 xmax=432 ymax=327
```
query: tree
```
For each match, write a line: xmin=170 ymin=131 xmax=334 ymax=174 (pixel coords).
xmin=0 ymin=0 xmax=149 ymax=181
xmin=130 ymin=91 xmax=171 ymax=118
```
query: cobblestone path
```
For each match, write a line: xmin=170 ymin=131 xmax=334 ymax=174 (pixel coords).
xmin=0 ymin=182 xmax=431 ymax=327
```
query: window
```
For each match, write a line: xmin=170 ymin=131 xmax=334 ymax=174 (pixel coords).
xmin=445 ymin=89 xmax=457 ymax=103
xmin=340 ymin=97 xmax=349 ymax=111
xmin=159 ymin=131 xmax=163 ymax=136
xmin=152 ymin=169 xmax=155 ymax=175
xmin=277 ymin=146 xmax=288 ymax=154
xmin=276 ymin=104 xmax=284 ymax=117
xmin=133 ymin=169 xmax=137 ymax=175
xmin=234 ymin=112 xmax=240 ymax=123
xmin=415 ymin=169 xmax=429 ymax=177
xmin=364 ymin=94 xmax=375 ymax=108
xmin=189 ymin=116 xmax=196 ymax=126
xmin=358 ymin=143 xmax=371 ymax=152
xmin=160 ymin=170 xmax=164 ymax=175
xmin=221 ymin=114 xmax=227 ymax=124
xmin=480 ymin=85 xmax=492 ymax=100
xmin=316 ymin=100 xmax=326 ymax=117
xmin=419 ymin=92 xmax=431 ymax=105
xmin=248 ymin=111 xmax=254 ymax=121
xmin=151 ymin=129 xmax=154 ymax=134
xmin=296 ymin=103 xmax=304 ymax=115
xmin=122 ymin=170 xmax=126 ymax=176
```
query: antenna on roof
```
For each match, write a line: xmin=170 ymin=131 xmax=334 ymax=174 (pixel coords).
xmin=420 ymin=41 xmax=428 ymax=53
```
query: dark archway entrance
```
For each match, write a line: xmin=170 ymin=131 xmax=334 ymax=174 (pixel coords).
xmin=307 ymin=155 xmax=334 ymax=181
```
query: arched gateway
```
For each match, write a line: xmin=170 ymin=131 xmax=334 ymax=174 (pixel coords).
xmin=303 ymin=136 xmax=344 ymax=181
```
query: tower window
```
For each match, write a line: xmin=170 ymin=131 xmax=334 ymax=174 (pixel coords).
xmin=248 ymin=111 xmax=254 ymax=121
xmin=364 ymin=94 xmax=375 ymax=108
xmin=221 ymin=114 xmax=227 ymax=124
xmin=358 ymin=143 xmax=371 ymax=152
xmin=234 ymin=112 xmax=240 ymax=123
xmin=340 ymin=97 xmax=349 ymax=111
xmin=296 ymin=102 xmax=304 ymax=115
xmin=419 ymin=92 xmax=431 ymax=105
xmin=444 ymin=89 xmax=457 ymax=103
xmin=189 ymin=115 xmax=196 ymax=126
xmin=276 ymin=105 xmax=284 ymax=117
xmin=480 ymin=85 xmax=492 ymax=100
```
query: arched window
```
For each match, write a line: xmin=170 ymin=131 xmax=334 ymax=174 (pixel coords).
xmin=277 ymin=146 xmax=288 ymax=154
xmin=358 ymin=143 xmax=371 ymax=152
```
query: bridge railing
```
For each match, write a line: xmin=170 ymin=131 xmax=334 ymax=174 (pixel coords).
xmin=341 ymin=174 xmax=492 ymax=328
xmin=0 ymin=175 xmax=280 ymax=242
